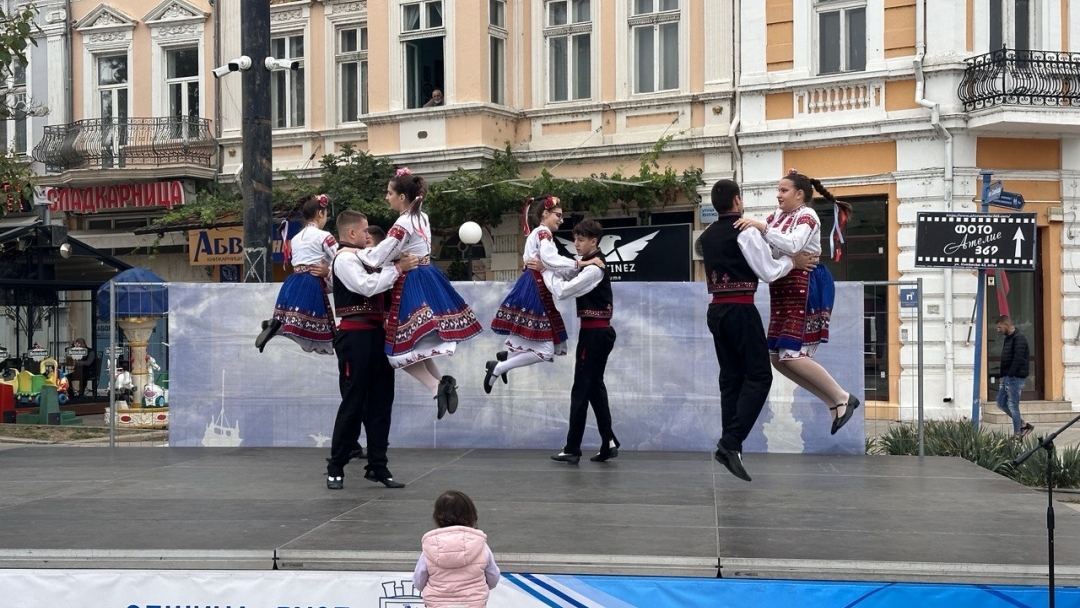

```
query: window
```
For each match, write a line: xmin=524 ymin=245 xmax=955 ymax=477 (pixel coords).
xmin=544 ymin=0 xmax=591 ymax=102
xmin=816 ymin=0 xmax=866 ymax=75
xmin=630 ymin=0 xmax=680 ymax=94
xmin=0 ymin=61 xmax=28 ymax=154
xmin=98 ymin=54 xmax=129 ymax=123
xmin=402 ymin=1 xmax=446 ymax=109
xmin=490 ymin=0 xmax=507 ymax=105
xmin=989 ymin=0 xmax=1031 ymax=51
xmin=403 ymin=1 xmax=443 ymax=31
xmin=166 ymin=48 xmax=199 ymax=138
xmin=271 ymin=35 xmax=305 ymax=128
xmin=338 ymin=26 xmax=368 ymax=122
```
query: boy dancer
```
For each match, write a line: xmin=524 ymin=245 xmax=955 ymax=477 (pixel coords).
xmin=326 ymin=210 xmax=417 ymax=490
xmin=537 ymin=220 xmax=619 ymax=465
xmin=701 ymin=180 xmax=816 ymax=481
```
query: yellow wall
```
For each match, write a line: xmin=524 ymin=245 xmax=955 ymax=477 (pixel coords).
xmin=883 ymin=0 xmax=916 ymax=58
xmin=784 ymin=141 xmax=898 ymax=179
xmin=976 ymin=138 xmax=1061 ymax=171
xmin=884 ymin=79 xmax=919 ymax=110
xmin=455 ymin=0 xmax=486 ymax=102
xmin=765 ymin=0 xmax=794 ymax=71
xmin=765 ymin=92 xmax=794 ymax=120
xmin=368 ymin=1 xmax=390 ymax=113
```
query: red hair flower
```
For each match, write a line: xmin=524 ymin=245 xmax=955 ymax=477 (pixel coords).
xmin=316 ymin=194 xmax=329 ymax=208
xmin=788 ymin=168 xmax=799 ymax=176
xmin=395 ymin=167 xmax=412 ymax=177
xmin=543 ymin=196 xmax=560 ymax=209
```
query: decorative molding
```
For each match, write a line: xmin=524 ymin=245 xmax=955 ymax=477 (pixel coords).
xmin=333 ymin=1 xmax=366 ymax=14
xmin=74 ymin=4 xmax=137 ymax=32
xmin=45 ymin=10 xmax=67 ymax=24
xmin=144 ymin=0 xmax=209 ymax=27
xmin=151 ymin=24 xmax=202 ymax=40
xmin=86 ymin=31 xmax=131 ymax=45
xmin=271 ymin=9 xmax=304 ymax=23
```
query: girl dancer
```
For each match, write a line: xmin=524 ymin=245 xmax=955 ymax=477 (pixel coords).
xmin=357 ymin=168 xmax=483 ymax=419
xmin=256 ymin=194 xmax=336 ymax=355
xmin=484 ymin=195 xmax=601 ymax=393
xmin=734 ymin=170 xmax=860 ymax=434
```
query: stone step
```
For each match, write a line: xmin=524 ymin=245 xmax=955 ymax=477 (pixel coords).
xmin=981 ymin=401 xmax=1076 ymax=425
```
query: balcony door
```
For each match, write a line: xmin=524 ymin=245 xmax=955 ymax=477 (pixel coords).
xmin=986 ymin=246 xmax=1043 ymax=400
xmin=989 ymin=0 xmax=1032 ymax=51
xmin=166 ymin=48 xmax=200 ymax=139
xmin=97 ymin=54 xmax=129 ymax=168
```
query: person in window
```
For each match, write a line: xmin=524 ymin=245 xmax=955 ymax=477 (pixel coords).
xmin=734 ymin=170 xmax=860 ymax=436
xmin=423 ymin=89 xmax=444 ymax=107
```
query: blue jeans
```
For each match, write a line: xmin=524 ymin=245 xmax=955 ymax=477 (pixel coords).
xmin=995 ymin=376 xmax=1025 ymax=434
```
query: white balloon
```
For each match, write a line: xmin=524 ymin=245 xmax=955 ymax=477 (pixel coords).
xmin=458 ymin=221 xmax=483 ymax=245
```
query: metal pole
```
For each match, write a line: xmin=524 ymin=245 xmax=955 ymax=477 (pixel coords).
xmin=241 ymin=0 xmax=273 ymax=283
xmin=972 ymin=169 xmax=993 ymax=430
xmin=917 ymin=278 xmax=925 ymax=457
xmin=108 ymin=281 xmax=116 ymax=448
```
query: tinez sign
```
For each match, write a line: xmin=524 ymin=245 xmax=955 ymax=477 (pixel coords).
xmin=45 ymin=181 xmax=190 ymax=214
xmin=554 ymin=224 xmax=691 ymax=281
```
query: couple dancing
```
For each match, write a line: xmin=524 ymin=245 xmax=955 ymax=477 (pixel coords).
xmin=702 ymin=171 xmax=860 ymax=482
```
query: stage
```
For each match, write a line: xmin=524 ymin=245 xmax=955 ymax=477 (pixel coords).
xmin=1 ymin=446 xmax=1077 ymax=588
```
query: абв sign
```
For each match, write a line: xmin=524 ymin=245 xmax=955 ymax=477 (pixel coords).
xmin=915 ymin=212 xmax=1036 ymax=270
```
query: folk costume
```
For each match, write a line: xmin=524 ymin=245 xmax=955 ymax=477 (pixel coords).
xmin=761 ymin=204 xmax=834 ymax=360
xmin=547 ymin=249 xmax=619 ymax=462
xmin=357 ymin=207 xmax=482 ymax=369
xmin=326 ymin=245 xmax=404 ymax=489
xmin=700 ymin=212 xmax=795 ymax=478
xmin=490 ymin=223 xmax=578 ymax=363
xmin=270 ymin=218 xmax=338 ymax=355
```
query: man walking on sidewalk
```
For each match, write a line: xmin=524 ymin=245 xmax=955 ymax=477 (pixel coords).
xmin=995 ymin=314 xmax=1034 ymax=440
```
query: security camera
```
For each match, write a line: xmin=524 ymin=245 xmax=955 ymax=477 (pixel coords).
xmin=264 ymin=57 xmax=300 ymax=71
xmin=212 ymin=56 xmax=252 ymax=78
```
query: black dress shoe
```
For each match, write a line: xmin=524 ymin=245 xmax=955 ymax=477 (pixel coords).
xmin=442 ymin=375 xmax=458 ymax=414
xmin=831 ymin=395 xmax=861 ymax=435
xmin=590 ymin=447 xmax=618 ymax=462
xmin=714 ymin=442 xmax=751 ymax=482
xmin=255 ymin=319 xmax=282 ymax=352
xmin=495 ymin=351 xmax=509 ymax=383
xmin=483 ymin=361 xmax=498 ymax=394
xmin=364 ymin=469 xmax=405 ymax=488
xmin=550 ymin=451 xmax=581 ymax=465
xmin=326 ymin=475 xmax=344 ymax=490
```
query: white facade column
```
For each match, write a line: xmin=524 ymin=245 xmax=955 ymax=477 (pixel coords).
xmin=1060 ymin=139 xmax=1080 ymax=405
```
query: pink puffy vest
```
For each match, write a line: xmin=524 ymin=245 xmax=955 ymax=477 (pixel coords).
xmin=420 ymin=525 xmax=492 ymax=608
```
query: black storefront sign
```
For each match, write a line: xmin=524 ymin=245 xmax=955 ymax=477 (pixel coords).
xmin=915 ymin=212 xmax=1037 ymax=270
xmin=554 ymin=224 xmax=691 ymax=281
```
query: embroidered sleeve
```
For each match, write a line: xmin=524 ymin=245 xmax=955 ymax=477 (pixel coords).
xmin=321 ymin=233 xmax=338 ymax=263
xmin=537 ymin=228 xmax=578 ymax=274
xmin=358 ymin=222 xmax=407 ymax=268
xmin=762 ymin=209 xmax=818 ymax=256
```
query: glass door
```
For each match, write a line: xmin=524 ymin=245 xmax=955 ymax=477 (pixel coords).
xmin=986 ymin=239 xmax=1042 ymax=400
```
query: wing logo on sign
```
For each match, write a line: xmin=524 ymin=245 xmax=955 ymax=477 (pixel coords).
xmin=557 ymin=231 xmax=659 ymax=264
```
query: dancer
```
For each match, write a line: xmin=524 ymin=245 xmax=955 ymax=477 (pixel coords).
xmin=702 ymin=179 xmax=818 ymax=481
xmin=734 ymin=170 xmax=860 ymax=435
xmin=485 ymin=195 xmax=601 ymax=393
xmin=357 ymin=169 xmax=483 ymax=420
xmin=413 ymin=490 xmax=500 ymax=607
xmin=540 ymin=220 xmax=620 ymax=465
xmin=326 ymin=210 xmax=418 ymax=490
xmin=256 ymin=194 xmax=336 ymax=354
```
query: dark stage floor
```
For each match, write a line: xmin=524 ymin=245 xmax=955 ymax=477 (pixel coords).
xmin=0 ymin=446 xmax=1076 ymax=585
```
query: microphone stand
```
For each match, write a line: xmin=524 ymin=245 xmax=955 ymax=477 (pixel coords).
xmin=1012 ymin=412 xmax=1080 ymax=608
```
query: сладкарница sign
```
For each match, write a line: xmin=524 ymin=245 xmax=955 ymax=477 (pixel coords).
xmin=914 ymin=212 xmax=1037 ymax=270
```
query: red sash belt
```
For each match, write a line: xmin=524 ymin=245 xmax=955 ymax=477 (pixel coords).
xmin=580 ymin=318 xmax=611 ymax=329
xmin=710 ymin=294 xmax=754 ymax=305
xmin=338 ymin=316 xmax=382 ymax=331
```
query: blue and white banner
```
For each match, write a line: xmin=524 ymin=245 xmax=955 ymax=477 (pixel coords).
xmin=0 ymin=569 xmax=1071 ymax=608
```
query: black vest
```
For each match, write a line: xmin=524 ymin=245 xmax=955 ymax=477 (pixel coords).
xmin=699 ymin=214 xmax=759 ymax=296
xmin=331 ymin=253 xmax=388 ymax=318
xmin=576 ymin=250 xmax=613 ymax=319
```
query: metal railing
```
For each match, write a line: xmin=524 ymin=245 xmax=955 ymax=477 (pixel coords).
xmin=32 ymin=117 xmax=216 ymax=173
xmin=958 ymin=47 xmax=1080 ymax=111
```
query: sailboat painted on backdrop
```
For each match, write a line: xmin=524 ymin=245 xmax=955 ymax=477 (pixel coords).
xmin=202 ymin=370 xmax=242 ymax=447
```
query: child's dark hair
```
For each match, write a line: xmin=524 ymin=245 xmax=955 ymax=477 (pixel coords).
xmin=572 ymin=219 xmax=602 ymax=240
xmin=526 ymin=194 xmax=561 ymax=228
xmin=782 ymin=171 xmax=853 ymax=216
xmin=285 ymin=193 xmax=330 ymax=222
xmin=433 ymin=490 xmax=479 ymax=528
xmin=366 ymin=225 xmax=386 ymax=244
xmin=389 ymin=169 xmax=427 ymax=216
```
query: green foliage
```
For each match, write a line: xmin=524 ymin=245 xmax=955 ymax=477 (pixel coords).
xmin=156 ymin=183 xmax=243 ymax=227
xmin=0 ymin=5 xmax=42 ymax=217
xmin=317 ymin=143 xmax=398 ymax=226
xmin=873 ymin=419 xmax=1080 ymax=489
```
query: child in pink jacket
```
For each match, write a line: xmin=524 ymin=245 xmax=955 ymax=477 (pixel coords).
xmin=413 ymin=490 xmax=500 ymax=608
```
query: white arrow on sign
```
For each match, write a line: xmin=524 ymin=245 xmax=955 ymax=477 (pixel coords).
xmin=1013 ymin=227 xmax=1025 ymax=258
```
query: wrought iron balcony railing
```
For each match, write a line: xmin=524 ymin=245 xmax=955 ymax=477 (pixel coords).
xmin=958 ymin=47 xmax=1080 ymax=111
xmin=31 ymin=117 xmax=216 ymax=174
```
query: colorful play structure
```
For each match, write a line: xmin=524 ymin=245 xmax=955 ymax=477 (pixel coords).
xmin=0 ymin=358 xmax=83 ymax=426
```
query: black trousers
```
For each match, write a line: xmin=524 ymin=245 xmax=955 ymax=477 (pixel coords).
xmin=327 ymin=328 xmax=395 ymax=477
xmin=563 ymin=326 xmax=617 ymax=454
xmin=707 ymin=303 xmax=772 ymax=452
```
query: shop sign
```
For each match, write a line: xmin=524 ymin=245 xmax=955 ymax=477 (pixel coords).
xmin=189 ymin=226 xmax=245 ymax=266
xmin=914 ymin=212 xmax=1037 ymax=270
xmin=44 ymin=181 xmax=189 ymax=214
xmin=553 ymin=224 xmax=692 ymax=282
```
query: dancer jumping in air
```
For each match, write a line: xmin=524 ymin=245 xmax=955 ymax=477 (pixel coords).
xmin=356 ymin=169 xmax=483 ymax=420
xmin=256 ymin=194 xmax=336 ymax=355
xmin=734 ymin=169 xmax=860 ymax=435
